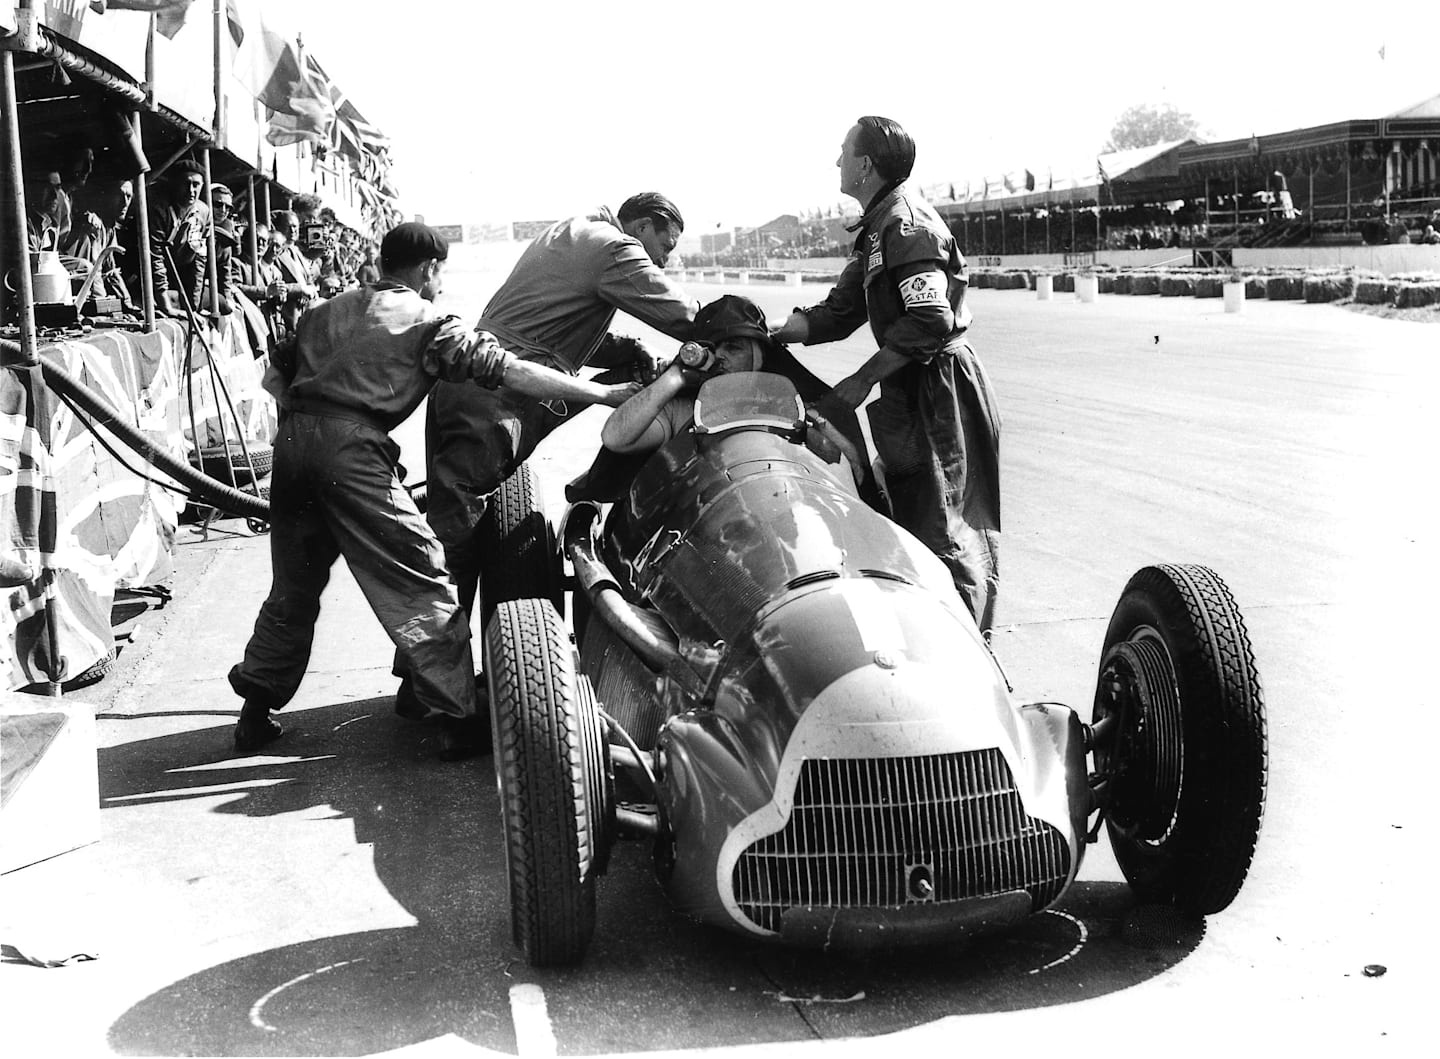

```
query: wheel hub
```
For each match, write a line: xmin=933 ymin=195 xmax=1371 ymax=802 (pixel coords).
xmin=1094 ymin=637 xmax=1183 ymax=842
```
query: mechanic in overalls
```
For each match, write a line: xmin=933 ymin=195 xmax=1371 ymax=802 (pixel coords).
xmin=229 ymin=223 xmax=637 ymax=759
xmin=772 ymin=116 xmax=1001 ymax=635
xmin=394 ymin=193 xmax=699 ymax=714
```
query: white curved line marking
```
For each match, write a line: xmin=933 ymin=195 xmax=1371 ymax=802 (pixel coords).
xmin=1028 ymin=910 xmax=1088 ymax=974
xmin=249 ymin=958 xmax=366 ymax=1031
xmin=509 ymin=983 xmax=558 ymax=1056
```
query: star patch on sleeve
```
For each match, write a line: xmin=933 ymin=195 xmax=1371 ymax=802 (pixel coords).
xmin=898 ymin=270 xmax=948 ymax=308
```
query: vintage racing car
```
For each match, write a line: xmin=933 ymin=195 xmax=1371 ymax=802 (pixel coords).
xmin=481 ymin=372 xmax=1268 ymax=966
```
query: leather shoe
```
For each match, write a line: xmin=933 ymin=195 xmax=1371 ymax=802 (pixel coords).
xmin=437 ymin=713 xmax=490 ymax=761
xmin=234 ymin=700 xmax=283 ymax=752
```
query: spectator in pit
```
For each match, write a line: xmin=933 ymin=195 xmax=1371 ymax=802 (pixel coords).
xmin=233 ymin=221 xmax=287 ymax=350
xmin=53 ymin=144 xmax=96 ymax=247
xmin=291 ymin=194 xmax=341 ymax=295
xmin=60 ymin=178 xmax=135 ymax=306
xmin=201 ymin=182 xmax=238 ymax=315
xmin=356 ymin=244 xmax=380 ymax=286
xmin=25 ymin=169 xmax=64 ymax=251
xmin=270 ymin=208 xmax=319 ymax=336
xmin=148 ymin=159 xmax=211 ymax=317
xmin=335 ymin=226 xmax=362 ymax=286
xmin=1422 ymin=224 xmax=1440 ymax=245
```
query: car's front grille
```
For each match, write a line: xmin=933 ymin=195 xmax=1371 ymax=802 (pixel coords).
xmin=733 ymin=749 xmax=1070 ymax=932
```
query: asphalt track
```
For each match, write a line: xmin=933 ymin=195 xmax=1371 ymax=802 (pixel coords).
xmin=1 ymin=259 xmax=1432 ymax=1056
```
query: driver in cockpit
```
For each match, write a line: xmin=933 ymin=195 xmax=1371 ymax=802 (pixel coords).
xmin=566 ymin=294 xmax=869 ymax=503
xmin=600 ymin=295 xmax=767 ymax=455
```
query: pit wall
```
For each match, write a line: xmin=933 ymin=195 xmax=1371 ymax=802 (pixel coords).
xmin=734 ymin=247 xmax=1440 ymax=275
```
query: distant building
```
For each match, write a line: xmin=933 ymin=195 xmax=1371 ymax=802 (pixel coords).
xmin=700 ymin=231 xmax=733 ymax=255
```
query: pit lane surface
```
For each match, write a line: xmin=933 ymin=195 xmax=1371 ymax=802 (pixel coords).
xmin=2 ymin=252 xmax=1429 ymax=1056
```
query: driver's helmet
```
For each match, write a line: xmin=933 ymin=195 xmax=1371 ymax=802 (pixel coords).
xmin=693 ymin=295 xmax=786 ymax=365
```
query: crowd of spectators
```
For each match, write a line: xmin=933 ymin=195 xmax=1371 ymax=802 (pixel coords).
xmin=17 ymin=143 xmax=381 ymax=357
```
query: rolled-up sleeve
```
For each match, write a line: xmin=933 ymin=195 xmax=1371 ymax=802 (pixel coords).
xmin=799 ymin=256 xmax=869 ymax=344
xmin=596 ymin=242 xmax=698 ymax=339
xmin=425 ymin=317 xmax=513 ymax=389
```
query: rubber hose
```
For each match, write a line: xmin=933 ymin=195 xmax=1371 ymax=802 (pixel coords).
xmin=2 ymin=340 xmax=270 ymax=520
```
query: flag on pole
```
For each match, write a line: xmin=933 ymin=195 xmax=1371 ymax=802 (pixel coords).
xmin=1025 ymin=169 xmax=1035 ymax=192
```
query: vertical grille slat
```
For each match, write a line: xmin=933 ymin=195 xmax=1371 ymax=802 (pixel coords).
xmin=734 ymin=749 xmax=1071 ymax=932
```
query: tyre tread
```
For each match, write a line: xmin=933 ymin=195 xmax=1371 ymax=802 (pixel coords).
xmin=487 ymin=599 xmax=596 ymax=965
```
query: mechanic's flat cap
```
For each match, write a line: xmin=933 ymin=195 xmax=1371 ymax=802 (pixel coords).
xmin=694 ymin=295 xmax=770 ymax=344
xmin=380 ymin=221 xmax=450 ymax=269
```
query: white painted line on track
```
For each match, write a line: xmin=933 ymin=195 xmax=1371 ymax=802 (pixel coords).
xmin=1027 ymin=911 xmax=1087 ymax=974
xmin=509 ymin=982 xmax=558 ymax=1056
xmin=249 ymin=958 xmax=366 ymax=1031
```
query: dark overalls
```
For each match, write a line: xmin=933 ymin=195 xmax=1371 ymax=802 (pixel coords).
xmin=798 ymin=182 xmax=1001 ymax=633
xmin=229 ymin=283 xmax=510 ymax=720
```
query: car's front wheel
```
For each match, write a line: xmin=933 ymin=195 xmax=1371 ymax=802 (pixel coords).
xmin=486 ymin=598 xmax=606 ymax=966
xmin=1092 ymin=564 xmax=1267 ymax=916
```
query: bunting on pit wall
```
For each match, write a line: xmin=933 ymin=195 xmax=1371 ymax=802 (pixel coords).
xmin=1 ymin=320 xmax=277 ymax=691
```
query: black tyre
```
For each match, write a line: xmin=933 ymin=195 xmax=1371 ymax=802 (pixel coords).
xmin=1093 ymin=564 xmax=1267 ymax=916
xmin=479 ymin=463 xmax=562 ymax=625
xmin=576 ymin=671 xmax=615 ymax=877
xmin=486 ymin=598 xmax=606 ymax=966
xmin=198 ymin=441 xmax=273 ymax=484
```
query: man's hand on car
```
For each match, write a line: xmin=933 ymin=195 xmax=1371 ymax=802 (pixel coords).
xmin=770 ymin=311 xmax=809 ymax=344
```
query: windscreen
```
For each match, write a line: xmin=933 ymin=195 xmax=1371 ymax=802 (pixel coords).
xmin=692 ymin=373 xmax=805 ymax=435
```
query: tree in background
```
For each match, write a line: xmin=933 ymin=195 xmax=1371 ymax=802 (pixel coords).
xmin=1104 ymin=103 xmax=1203 ymax=152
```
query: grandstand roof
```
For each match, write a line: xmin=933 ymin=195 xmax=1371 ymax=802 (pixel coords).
xmin=936 ymin=140 xmax=1194 ymax=215
xmin=1388 ymin=92 xmax=1440 ymax=119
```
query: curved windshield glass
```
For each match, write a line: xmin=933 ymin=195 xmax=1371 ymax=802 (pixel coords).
xmin=692 ymin=373 xmax=805 ymax=435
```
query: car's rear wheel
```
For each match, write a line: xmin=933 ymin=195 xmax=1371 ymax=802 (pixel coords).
xmin=1093 ymin=564 xmax=1267 ymax=916
xmin=486 ymin=598 xmax=604 ymax=966
xmin=479 ymin=463 xmax=563 ymax=626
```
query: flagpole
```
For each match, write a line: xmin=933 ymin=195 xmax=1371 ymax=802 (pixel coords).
xmin=203 ymin=148 xmax=221 ymax=318
xmin=131 ymin=112 xmax=155 ymax=331
xmin=212 ymin=0 xmax=225 ymax=149
xmin=246 ymin=174 xmax=259 ymax=272
xmin=1045 ymin=170 xmax=1051 ymax=254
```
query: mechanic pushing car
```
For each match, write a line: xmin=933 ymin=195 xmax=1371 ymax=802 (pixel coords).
xmin=393 ymin=193 xmax=701 ymax=715
xmin=228 ymin=222 xmax=638 ymax=760
xmin=772 ymin=116 xmax=1001 ymax=636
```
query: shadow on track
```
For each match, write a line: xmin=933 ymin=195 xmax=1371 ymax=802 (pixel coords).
xmin=103 ymin=698 xmax=1203 ymax=1055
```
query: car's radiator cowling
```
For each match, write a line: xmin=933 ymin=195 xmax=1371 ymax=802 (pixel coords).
xmin=731 ymin=749 xmax=1071 ymax=933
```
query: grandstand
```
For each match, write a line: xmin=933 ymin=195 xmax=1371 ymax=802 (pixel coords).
xmin=776 ymin=94 xmax=1440 ymax=266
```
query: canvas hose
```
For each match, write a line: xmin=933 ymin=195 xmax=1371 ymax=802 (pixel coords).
xmin=2 ymin=337 xmax=269 ymax=519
